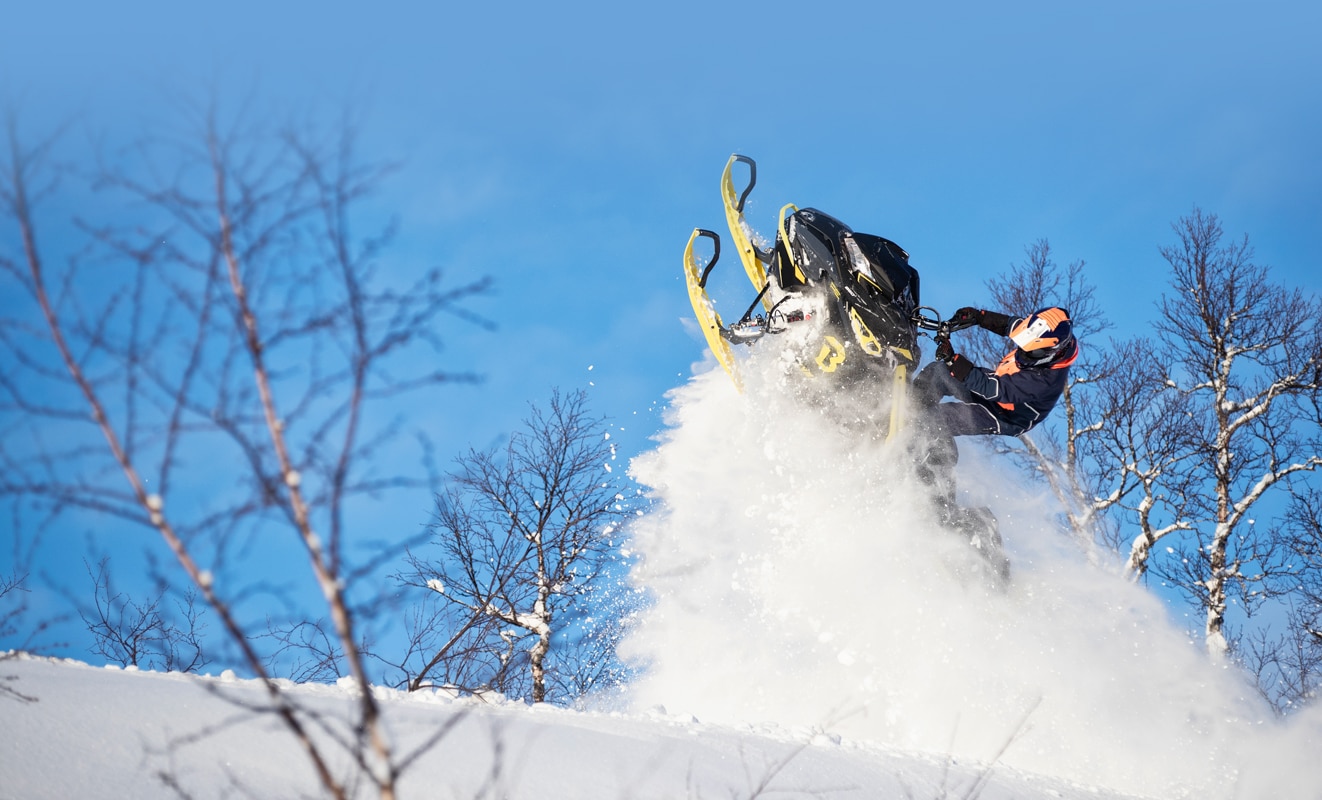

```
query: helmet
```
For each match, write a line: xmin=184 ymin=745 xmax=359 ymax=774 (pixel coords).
xmin=1010 ymin=307 xmax=1075 ymax=367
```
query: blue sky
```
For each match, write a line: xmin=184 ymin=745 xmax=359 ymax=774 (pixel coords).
xmin=4 ymin=0 xmax=1321 ymax=660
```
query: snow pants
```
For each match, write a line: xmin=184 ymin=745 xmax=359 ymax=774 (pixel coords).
xmin=911 ymin=361 xmax=1026 ymax=438
xmin=908 ymin=361 xmax=1025 ymax=514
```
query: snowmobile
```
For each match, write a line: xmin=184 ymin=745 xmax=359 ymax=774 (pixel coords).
xmin=682 ymin=155 xmax=924 ymax=440
xmin=682 ymin=155 xmax=1009 ymax=585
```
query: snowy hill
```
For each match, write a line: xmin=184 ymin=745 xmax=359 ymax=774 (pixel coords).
xmin=6 ymin=366 xmax=1322 ymax=799
xmin=5 ymin=652 xmax=1155 ymax=799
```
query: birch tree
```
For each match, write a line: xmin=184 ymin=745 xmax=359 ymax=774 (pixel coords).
xmin=1 ymin=101 xmax=491 ymax=798
xmin=1136 ymin=208 xmax=1322 ymax=658
xmin=1275 ymin=489 xmax=1322 ymax=707
xmin=1234 ymin=487 xmax=1322 ymax=711
xmin=79 ymin=557 xmax=208 ymax=673
xmin=1097 ymin=340 xmax=1200 ymax=576
xmin=395 ymin=389 xmax=631 ymax=703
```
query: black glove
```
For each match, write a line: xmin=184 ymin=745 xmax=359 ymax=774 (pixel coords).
xmin=948 ymin=354 xmax=973 ymax=381
xmin=950 ymin=307 xmax=984 ymax=330
xmin=935 ymin=336 xmax=974 ymax=381
xmin=934 ymin=336 xmax=955 ymax=365
xmin=951 ymin=306 xmax=1013 ymax=335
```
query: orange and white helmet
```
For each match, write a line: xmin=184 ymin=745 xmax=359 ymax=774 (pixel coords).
xmin=1010 ymin=307 xmax=1076 ymax=367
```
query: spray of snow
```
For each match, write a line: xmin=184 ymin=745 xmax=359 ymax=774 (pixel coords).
xmin=621 ymin=346 xmax=1322 ymax=800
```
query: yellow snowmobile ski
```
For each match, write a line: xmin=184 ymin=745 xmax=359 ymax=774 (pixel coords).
xmin=682 ymin=228 xmax=743 ymax=391
xmin=720 ymin=155 xmax=772 ymax=310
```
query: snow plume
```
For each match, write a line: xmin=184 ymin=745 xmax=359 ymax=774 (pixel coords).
xmin=621 ymin=350 xmax=1322 ymax=800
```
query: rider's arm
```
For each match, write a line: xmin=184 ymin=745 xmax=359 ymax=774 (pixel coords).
xmin=979 ymin=311 xmax=1012 ymax=336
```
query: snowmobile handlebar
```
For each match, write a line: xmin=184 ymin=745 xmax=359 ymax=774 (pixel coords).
xmin=911 ymin=306 xmax=977 ymax=341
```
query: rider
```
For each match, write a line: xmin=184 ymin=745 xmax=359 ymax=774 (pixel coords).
xmin=913 ymin=305 xmax=1079 ymax=438
xmin=909 ymin=305 xmax=1079 ymax=523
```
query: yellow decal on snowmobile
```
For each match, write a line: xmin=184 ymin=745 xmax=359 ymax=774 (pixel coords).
xmin=856 ymin=271 xmax=882 ymax=294
xmin=777 ymin=204 xmax=806 ymax=285
xmin=847 ymin=307 xmax=884 ymax=356
xmin=720 ymin=156 xmax=770 ymax=308
xmin=815 ymin=335 xmax=847 ymax=372
xmin=683 ymin=229 xmax=743 ymax=392
xmin=887 ymin=364 xmax=908 ymax=441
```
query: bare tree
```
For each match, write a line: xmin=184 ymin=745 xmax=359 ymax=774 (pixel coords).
xmin=0 ymin=570 xmax=25 ymax=645
xmin=1 ymin=97 xmax=492 ymax=798
xmin=1233 ymin=483 xmax=1322 ymax=714
xmin=1135 ymin=208 xmax=1322 ymax=659
xmin=0 ymin=568 xmax=41 ymax=704
xmin=395 ymin=389 xmax=632 ymax=703
xmin=79 ymin=557 xmax=209 ymax=673
xmin=1275 ymin=489 xmax=1322 ymax=706
xmin=1094 ymin=339 xmax=1200 ymax=574
xmin=0 ymin=523 xmax=68 ymax=703
xmin=0 ymin=518 xmax=67 ymax=654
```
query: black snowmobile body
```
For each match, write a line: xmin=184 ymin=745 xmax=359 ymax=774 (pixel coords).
xmin=683 ymin=155 xmax=928 ymax=438
xmin=765 ymin=206 xmax=923 ymax=386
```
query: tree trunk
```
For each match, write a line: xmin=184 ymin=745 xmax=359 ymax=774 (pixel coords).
xmin=1204 ymin=521 xmax=1232 ymax=658
xmin=529 ymin=590 xmax=551 ymax=703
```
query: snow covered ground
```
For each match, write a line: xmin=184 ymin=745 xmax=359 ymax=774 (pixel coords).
xmin=5 ymin=652 xmax=1155 ymax=800
xmin=5 ymin=359 xmax=1322 ymax=799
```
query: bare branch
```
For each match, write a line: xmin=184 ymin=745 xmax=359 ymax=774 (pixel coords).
xmin=395 ymin=389 xmax=632 ymax=702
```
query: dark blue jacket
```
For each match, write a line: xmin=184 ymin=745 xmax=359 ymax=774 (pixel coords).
xmin=959 ymin=345 xmax=1077 ymax=433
